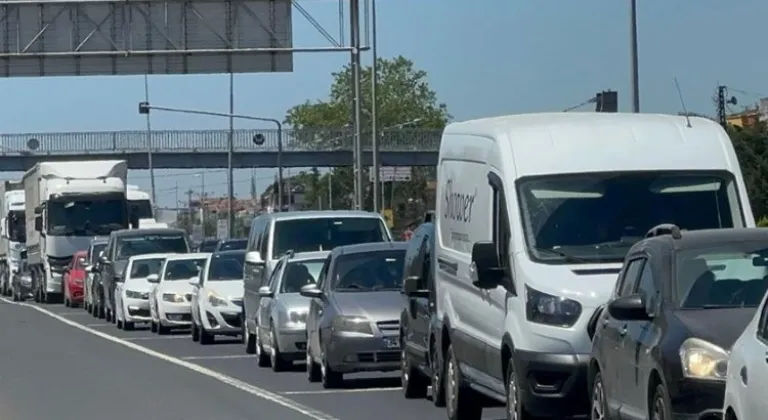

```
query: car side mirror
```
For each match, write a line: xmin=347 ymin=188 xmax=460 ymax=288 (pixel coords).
xmin=245 ymin=251 xmax=265 ymax=266
xmin=34 ymin=215 xmax=42 ymax=232
xmin=188 ymin=278 xmax=199 ymax=287
xmin=471 ymin=241 xmax=507 ymax=291
xmin=99 ymin=256 xmax=109 ymax=264
xmin=78 ymin=257 xmax=87 ymax=266
xmin=299 ymin=284 xmax=323 ymax=299
xmin=403 ymin=275 xmax=429 ymax=298
xmin=84 ymin=265 xmax=93 ymax=273
xmin=607 ymin=294 xmax=651 ymax=321
xmin=258 ymin=286 xmax=274 ymax=298
xmin=147 ymin=274 xmax=160 ymax=284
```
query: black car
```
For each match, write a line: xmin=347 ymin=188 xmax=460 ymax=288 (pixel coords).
xmin=589 ymin=225 xmax=768 ymax=420
xmin=215 ymin=238 xmax=248 ymax=252
xmin=94 ymin=228 xmax=190 ymax=324
xmin=399 ymin=222 xmax=445 ymax=406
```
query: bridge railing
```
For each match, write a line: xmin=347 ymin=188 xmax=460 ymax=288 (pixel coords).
xmin=0 ymin=128 xmax=443 ymax=154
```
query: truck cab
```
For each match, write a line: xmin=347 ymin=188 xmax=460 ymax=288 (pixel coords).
xmin=127 ymin=185 xmax=155 ymax=227
xmin=0 ymin=188 xmax=26 ymax=297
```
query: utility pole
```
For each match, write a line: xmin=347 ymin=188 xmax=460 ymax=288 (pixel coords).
xmin=717 ymin=85 xmax=727 ymax=128
xmin=350 ymin=0 xmax=364 ymax=210
xmin=630 ymin=0 xmax=640 ymax=113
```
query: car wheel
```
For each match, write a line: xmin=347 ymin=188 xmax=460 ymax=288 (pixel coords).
xmin=431 ymin=342 xmax=446 ymax=407
xmin=116 ymin=318 xmax=124 ymax=329
xmin=123 ymin=321 xmax=134 ymax=331
xmin=105 ymin=308 xmax=112 ymax=323
xmin=244 ymin=324 xmax=256 ymax=354
xmin=270 ymin=325 xmax=288 ymax=372
xmin=64 ymin=293 xmax=71 ymax=307
xmin=199 ymin=324 xmax=214 ymax=345
xmin=402 ymin=345 xmax=428 ymax=399
xmin=445 ymin=344 xmax=482 ymax=420
xmin=97 ymin=304 xmax=105 ymax=319
xmin=320 ymin=354 xmax=343 ymax=389
xmin=255 ymin=328 xmax=270 ymax=367
xmin=191 ymin=322 xmax=200 ymax=342
xmin=157 ymin=322 xmax=171 ymax=335
xmin=306 ymin=347 xmax=321 ymax=383
xmin=150 ymin=320 xmax=158 ymax=333
xmin=652 ymin=383 xmax=672 ymax=420
xmin=590 ymin=371 xmax=608 ymax=420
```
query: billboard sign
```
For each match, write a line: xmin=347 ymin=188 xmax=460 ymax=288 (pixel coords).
xmin=371 ymin=166 xmax=412 ymax=183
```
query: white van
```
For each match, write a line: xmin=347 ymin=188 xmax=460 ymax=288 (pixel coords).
xmin=433 ymin=112 xmax=754 ymax=420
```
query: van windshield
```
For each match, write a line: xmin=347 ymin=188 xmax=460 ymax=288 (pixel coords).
xmin=517 ymin=171 xmax=743 ymax=264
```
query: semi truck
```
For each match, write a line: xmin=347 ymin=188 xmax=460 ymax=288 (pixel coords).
xmin=0 ymin=181 xmax=25 ymax=296
xmin=24 ymin=160 xmax=136 ymax=303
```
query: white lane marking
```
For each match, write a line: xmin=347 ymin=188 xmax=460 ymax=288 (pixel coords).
xmin=84 ymin=323 xmax=112 ymax=328
xmin=0 ymin=297 xmax=339 ymax=420
xmin=56 ymin=311 xmax=91 ymax=316
xmin=123 ymin=335 xmax=190 ymax=341
xmin=283 ymin=387 xmax=400 ymax=395
xmin=181 ymin=355 xmax=256 ymax=361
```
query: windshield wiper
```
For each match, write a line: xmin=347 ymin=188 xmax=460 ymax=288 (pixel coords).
xmin=534 ymin=247 xmax=588 ymax=263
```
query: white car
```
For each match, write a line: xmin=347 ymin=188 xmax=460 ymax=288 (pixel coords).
xmin=190 ymin=250 xmax=246 ymax=344
xmin=148 ymin=253 xmax=208 ymax=334
xmin=724 ymin=284 xmax=768 ymax=420
xmin=114 ymin=253 xmax=168 ymax=331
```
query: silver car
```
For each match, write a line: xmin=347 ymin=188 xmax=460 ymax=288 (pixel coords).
xmin=302 ymin=242 xmax=408 ymax=388
xmin=256 ymin=250 xmax=327 ymax=371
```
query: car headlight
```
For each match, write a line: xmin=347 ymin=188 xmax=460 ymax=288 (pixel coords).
xmin=287 ymin=311 xmax=307 ymax=325
xmin=679 ymin=338 xmax=728 ymax=381
xmin=332 ymin=316 xmax=373 ymax=335
xmin=125 ymin=290 xmax=143 ymax=299
xmin=525 ymin=285 xmax=582 ymax=327
xmin=162 ymin=293 xmax=186 ymax=303
xmin=207 ymin=291 xmax=229 ymax=307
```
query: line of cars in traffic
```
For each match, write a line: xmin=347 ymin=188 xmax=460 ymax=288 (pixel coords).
xmin=7 ymin=113 xmax=768 ymax=420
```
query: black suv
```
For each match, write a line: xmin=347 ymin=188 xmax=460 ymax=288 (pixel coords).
xmin=589 ymin=224 xmax=768 ymax=420
xmin=399 ymin=221 xmax=445 ymax=406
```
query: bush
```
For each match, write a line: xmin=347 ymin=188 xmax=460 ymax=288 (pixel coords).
xmin=757 ymin=215 xmax=768 ymax=227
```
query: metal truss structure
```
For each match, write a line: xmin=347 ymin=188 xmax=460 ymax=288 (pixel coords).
xmin=0 ymin=0 xmax=366 ymax=77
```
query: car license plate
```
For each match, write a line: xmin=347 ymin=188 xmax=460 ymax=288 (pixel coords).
xmin=383 ymin=336 xmax=399 ymax=349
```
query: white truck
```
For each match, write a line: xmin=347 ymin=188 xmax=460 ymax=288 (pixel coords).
xmin=0 ymin=181 xmax=25 ymax=297
xmin=25 ymin=160 xmax=137 ymax=303
xmin=127 ymin=185 xmax=167 ymax=228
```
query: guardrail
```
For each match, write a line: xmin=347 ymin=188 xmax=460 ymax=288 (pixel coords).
xmin=0 ymin=128 xmax=443 ymax=154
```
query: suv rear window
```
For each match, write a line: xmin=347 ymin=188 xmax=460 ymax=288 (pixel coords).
xmin=272 ymin=217 xmax=389 ymax=258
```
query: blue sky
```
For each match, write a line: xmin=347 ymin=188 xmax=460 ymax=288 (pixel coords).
xmin=2 ymin=0 xmax=767 ymax=207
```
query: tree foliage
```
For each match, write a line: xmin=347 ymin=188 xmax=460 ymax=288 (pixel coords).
xmin=283 ymin=56 xmax=449 ymax=213
xmin=731 ymin=123 xmax=768 ymax=219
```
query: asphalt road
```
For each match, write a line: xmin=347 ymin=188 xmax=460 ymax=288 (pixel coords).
xmin=0 ymin=298 xmax=506 ymax=420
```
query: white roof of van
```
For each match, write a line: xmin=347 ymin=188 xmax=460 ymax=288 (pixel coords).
xmin=443 ymin=113 xmax=736 ymax=177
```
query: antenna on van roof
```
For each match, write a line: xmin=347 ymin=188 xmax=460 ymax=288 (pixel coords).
xmin=674 ymin=77 xmax=693 ymax=128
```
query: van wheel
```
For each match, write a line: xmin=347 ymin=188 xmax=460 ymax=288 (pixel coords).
xmin=445 ymin=344 xmax=482 ymax=420
xmin=401 ymin=346 xmax=428 ymax=398
xmin=506 ymin=355 xmax=532 ymax=420
xmin=431 ymin=343 xmax=446 ymax=407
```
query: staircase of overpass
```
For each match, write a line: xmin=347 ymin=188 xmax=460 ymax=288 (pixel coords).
xmin=0 ymin=128 xmax=442 ymax=171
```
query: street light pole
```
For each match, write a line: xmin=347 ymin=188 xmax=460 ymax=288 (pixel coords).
xmin=227 ymin=72 xmax=235 ymax=236
xmin=370 ymin=0 xmax=380 ymax=213
xmin=143 ymin=75 xmax=157 ymax=210
xmin=350 ymin=0 xmax=364 ymax=210
xmin=630 ymin=0 xmax=640 ymax=113
xmin=137 ymin=103 xmax=285 ymax=211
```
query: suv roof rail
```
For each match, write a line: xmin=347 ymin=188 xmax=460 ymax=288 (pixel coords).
xmin=645 ymin=224 xmax=682 ymax=240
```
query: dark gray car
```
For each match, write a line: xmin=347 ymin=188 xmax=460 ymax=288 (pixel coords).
xmin=302 ymin=242 xmax=407 ymax=388
xmin=95 ymin=228 xmax=190 ymax=324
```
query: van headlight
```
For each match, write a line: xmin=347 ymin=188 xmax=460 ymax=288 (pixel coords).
xmin=525 ymin=285 xmax=582 ymax=327
xmin=679 ymin=338 xmax=728 ymax=381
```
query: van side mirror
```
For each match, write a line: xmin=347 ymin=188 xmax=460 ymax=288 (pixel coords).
xmin=299 ymin=284 xmax=323 ymax=299
xmin=34 ymin=215 xmax=42 ymax=232
xmin=607 ymin=294 xmax=651 ymax=321
xmin=471 ymin=241 xmax=507 ymax=290
xmin=403 ymin=275 xmax=428 ymax=298
xmin=258 ymin=286 xmax=274 ymax=298
xmin=147 ymin=274 xmax=160 ymax=284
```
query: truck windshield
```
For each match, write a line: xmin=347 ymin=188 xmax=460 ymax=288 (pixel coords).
xmin=517 ymin=171 xmax=744 ymax=264
xmin=272 ymin=217 xmax=390 ymax=258
xmin=117 ymin=235 xmax=189 ymax=259
xmin=129 ymin=199 xmax=153 ymax=220
xmin=48 ymin=198 xmax=126 ymax=236
xmin=7 ymin=210 xmax=25 ymax=242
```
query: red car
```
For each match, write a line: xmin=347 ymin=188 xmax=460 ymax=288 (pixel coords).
xmin=63 ymin=251 xmax=87 ymax=308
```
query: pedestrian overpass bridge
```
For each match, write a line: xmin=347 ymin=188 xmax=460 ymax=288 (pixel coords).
xmin=0 ymin=128 xmax=441 ymax=171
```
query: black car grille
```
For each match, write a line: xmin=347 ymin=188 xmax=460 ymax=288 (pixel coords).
xmin=221 ymin=313 xmax=242 ymax=327
xmin=357 ymin=351 xmax=400 ymax=363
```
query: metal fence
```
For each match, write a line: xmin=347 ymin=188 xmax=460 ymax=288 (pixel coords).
xmin=0 ymin=128 xmax=443 ymax=155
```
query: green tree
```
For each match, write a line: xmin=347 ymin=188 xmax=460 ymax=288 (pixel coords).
xmin=284 ymin=56 xmax=450 ymax=215
xmin=730 ymin=123 xmax=768 ymax=220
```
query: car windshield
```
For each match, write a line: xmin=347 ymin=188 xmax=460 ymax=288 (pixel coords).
xmin=272 ymin=217 xmax=390 ymax=258
xmin=117 ymin=235 xmax=189 ymax=259
xmin=164 ymin=258 xmax=206 ymax=281
xmin=677 ymin=242 xmax=768 ymax=309
xmin=89 ymin=243 xmax=107 ymax=263
xmin=518 ymin=171 xmax=743 ymax=264
xmin=281 ymin=259 xmax=324 ymax=293
xmin=207 ymin=252 xmax=245 ymax=281
xmin=48 ymin=196 xmax=127 ymax=236
xmin=129 ymin=258 xmax=165 ymax=279
xmin=8 ymin=210 xmax=25 ymax=242
xmin=218 ymin=239 xmax=247 ymax=251
xmin=332 ymin=250 xmax=405 ymax=292
xmin=129 ymin=200 xmax=153 ymax=220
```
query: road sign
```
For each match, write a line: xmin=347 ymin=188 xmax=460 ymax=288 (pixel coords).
xmin=216 ymin=220 xmax=229 ymax=239
xmin=370 ymin=166 xmax=412 ymax=182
